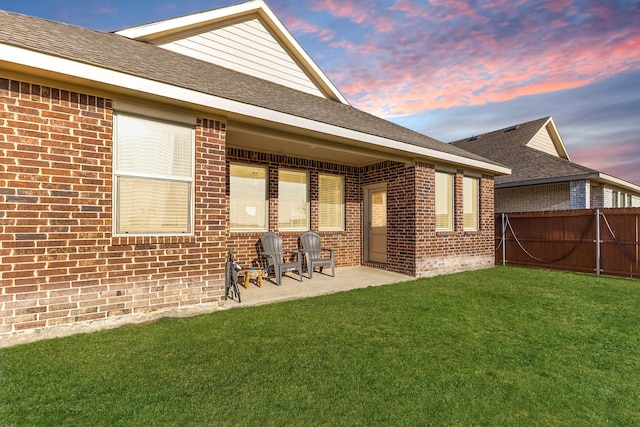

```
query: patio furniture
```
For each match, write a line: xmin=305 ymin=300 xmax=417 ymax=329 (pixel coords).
xmin=242 ymin=267 xmax=267 ymax=288
xmin=300 ymin=231 xmax=335 ymax=279
xmin=259 ymin=232 xmax=303 ymax=285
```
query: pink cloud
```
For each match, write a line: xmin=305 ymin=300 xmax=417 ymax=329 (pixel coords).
xmin=284 ymin=15 xmax=336 ymax=42
xmin=309 ymin=0 xmax=375 ymax=24
xmin=322 ymin=2 xmax=640 ymax=117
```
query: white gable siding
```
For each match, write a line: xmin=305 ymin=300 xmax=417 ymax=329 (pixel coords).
xmin=526 ymin=128 xmax=559 ymax=157
xmin=159 ymin=19 xmax=326 ymax=98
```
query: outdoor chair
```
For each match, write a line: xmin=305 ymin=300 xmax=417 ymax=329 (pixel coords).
xmin=259 ymin=232 xmax=303 ymax=285
xmin=299 ymin=231 xmax=335 ymax=279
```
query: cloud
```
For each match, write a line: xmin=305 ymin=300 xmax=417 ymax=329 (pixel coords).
xmin=315 ymin=1 xmax=640 ymax=117
xmin=283 ymin=14 xmax=336 ymax=42
xmin=308 ymin=0 xmax=376 ymax=25
xmin=392 ymin=71 xmax=640 ymax=186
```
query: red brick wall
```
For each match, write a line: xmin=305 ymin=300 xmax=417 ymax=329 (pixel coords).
xmin=414 ymin=166 xmax=495 ymax=276
xmin=225 ymin=149 xmax=362 ymax=270
xmin=0 ymin=78 xmax=226 ymax=337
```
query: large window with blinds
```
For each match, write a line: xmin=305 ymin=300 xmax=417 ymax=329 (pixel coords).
xmin=113 ymin=113 xmax=194 ymax=235
xmin=435 ymin=171 xmax=454 ymax=231
xmin=463 ymin=176 xmax=479 ymax=231
xmin=230 ymin=164 xmax=267 ymax=231
xmin=319 ymin=174 xmax=344 ymax=231
xmin=278 ymin=169 xmax=309 ymax=231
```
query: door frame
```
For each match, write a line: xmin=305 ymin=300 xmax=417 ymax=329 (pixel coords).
xmin=363 ymin=183 xmax=387 ymax=264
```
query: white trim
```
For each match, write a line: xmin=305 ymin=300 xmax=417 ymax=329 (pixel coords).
xmin=1 ymin=43 xmax=509 ymax=175
xmin=597 ymin=173 xmax=640 ymax=193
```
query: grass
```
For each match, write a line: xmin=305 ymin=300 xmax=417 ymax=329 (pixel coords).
xmin=1 ymin=266 xmax=640 ymax=426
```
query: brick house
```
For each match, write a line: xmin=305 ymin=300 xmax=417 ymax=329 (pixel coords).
xmin=452 ymin=116 xmax=640 ymax=213
xmin=0 ymin=0 xmax=508 ymax=343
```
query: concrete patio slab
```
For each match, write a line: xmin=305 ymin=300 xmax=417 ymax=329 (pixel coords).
xmin=223 ymin=266 xmax=415 ymax=309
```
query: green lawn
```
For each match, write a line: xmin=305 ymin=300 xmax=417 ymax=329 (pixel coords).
xmin=1 ymin=266 xmax=640 ymax=426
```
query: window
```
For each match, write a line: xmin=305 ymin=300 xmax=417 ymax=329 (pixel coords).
xmin=114 ymin=113 xmax=194 ymax=235
xmin=612 ymin=190 xmax=619 ymax=208
xmin=230 ymin=164 xmax=267 ymax=231
xmin=435 ymin=171 xmax=453 ymax=231
xmin=463 ymin=176 xmax=479 ymax=231
xmin=278 ymin=169 xmax=309 ymax=231
xmin=319 ymin=174 xmax=344 ymax=231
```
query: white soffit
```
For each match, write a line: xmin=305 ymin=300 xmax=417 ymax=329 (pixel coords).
xmin=115 ymin=0 xmax=349 ymax=105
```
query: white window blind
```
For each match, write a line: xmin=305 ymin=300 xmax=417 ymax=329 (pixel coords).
xmin=435 ymin=171 xmax=453 ymax=231
xmin=463 ymin=176 xmax=479 ymax=231
xmin=319 ymin=174 xmax=344 ymax=231
xmin=230 ymin=164 xmax=267 ymax=231
xmin=114 ymin=114 xmax=194 ymax=234
xmin=278 ymin=170 xmax=309 ymax=231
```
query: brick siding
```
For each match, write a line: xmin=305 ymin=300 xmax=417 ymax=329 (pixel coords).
xmin=496 ymin=182 xmax=570 ymax=213
xmin=1 ymin=78 xmax=226 ymax=341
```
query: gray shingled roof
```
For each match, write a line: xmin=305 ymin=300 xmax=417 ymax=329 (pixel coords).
xmin=0 ymin=10 xmax=502 ymax=168
xmin=451 ymin=117 xmax=597 ymax=185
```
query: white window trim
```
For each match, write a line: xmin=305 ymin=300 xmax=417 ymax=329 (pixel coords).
xmin=113 ymin=112 xmax=195 ymax=236
xmin=435 ymin=171 xmax=454 ymax=232
xmin=278 ymin=168 xmax=310 ymax=232
xmin=318 ymin=173 xmax=345 ymax=232
xmin=463 ymin=176 xmax=479 ymax=231
xmin=230 ymin=163 xmax=269 ymax=233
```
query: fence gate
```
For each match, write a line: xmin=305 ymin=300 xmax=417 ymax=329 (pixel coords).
xmin=495 ymin=208 xmax=640 ymax=278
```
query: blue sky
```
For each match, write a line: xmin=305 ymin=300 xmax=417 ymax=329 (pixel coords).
xmin=2 ymin=0 xmax=638 ymax=185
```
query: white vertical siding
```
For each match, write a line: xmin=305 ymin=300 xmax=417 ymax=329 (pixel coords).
xmin=603 ymin=188 xmax=613 ymax=208
xmin=159 ymin=19 xmax=326 ymax=98
xmin=526 ymin=128 xmax=559 ymax=157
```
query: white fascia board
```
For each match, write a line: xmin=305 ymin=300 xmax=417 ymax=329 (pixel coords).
xmin=1 ymin=43 xmax=509 ymax=175
xmin=254 ymin=2 xmax=350 ymax=105
xmin=597 ymin=173 xmax=640 ymax=193
xmin=115 ymin=0 xmax=263 ymax=39
xmin=116 ymin=0 xmax=349 ymax=105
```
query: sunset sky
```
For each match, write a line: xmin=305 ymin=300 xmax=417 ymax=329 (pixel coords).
xmin=2 ymin=0 xmax=638 ymax=185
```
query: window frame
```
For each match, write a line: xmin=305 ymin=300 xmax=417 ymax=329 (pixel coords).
xmin=463 ymin=175 xmax=479 ymax=231
xmin=278 ymin=168 xmax=310 ymax=232
xmin=435 ymin=171 xmax=454 ymax=232
xmin=318 ymin=173 xmax=345 ymax=232
xmin=229 ymin=163 xmax=269 ymax=232
xmin=113 ymin=112 xmax=195 ymax=236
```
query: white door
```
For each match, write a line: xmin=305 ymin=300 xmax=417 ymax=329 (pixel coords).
xmin=366 ymin=185 xmax=387 ymax=264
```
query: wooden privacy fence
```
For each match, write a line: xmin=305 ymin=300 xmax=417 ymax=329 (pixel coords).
xmin=495 ymin=208 xmax=640 ymax=278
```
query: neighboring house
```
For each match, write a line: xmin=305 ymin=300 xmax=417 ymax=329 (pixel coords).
xmin=451 ymin=117 xmax=640 ymax=213
xmin=0 ymin=0 xmax=508 ymax=342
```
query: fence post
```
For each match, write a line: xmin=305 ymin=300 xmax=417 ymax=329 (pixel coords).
xmin=501 ymin=213 xmax=507 ymax=266
xmin=595 ymin=209 xmax=601 ymax=276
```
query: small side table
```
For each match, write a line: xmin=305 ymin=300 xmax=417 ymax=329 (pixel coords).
xmin=243 ymin=268 xmax=267 ymax=288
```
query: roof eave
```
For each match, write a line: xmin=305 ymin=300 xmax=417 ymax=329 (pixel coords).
xmin=497 ymin=173 xmax=640 ymax=194
xmin=1 ymin=43 xmax=509 ymax=175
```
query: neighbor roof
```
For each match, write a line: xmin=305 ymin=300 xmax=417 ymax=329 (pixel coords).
xmin=0 ymin=9 xmax=508 ymax=174
xmin=451 ymin=117 xmax=640 ymax=193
